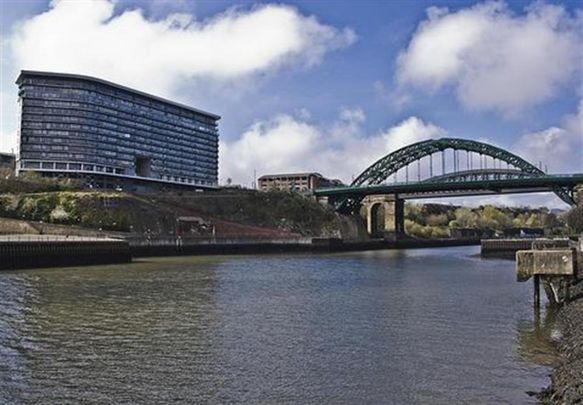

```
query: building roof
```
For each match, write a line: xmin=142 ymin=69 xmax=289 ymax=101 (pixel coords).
xmin=258 ymin=172 xmax=324 ymax=180
xmin=16 ymin=70 xmax=221 ymax=120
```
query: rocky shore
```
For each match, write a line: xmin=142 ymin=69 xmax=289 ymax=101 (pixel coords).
xmin=539 ymin=280 xmax=583 ymax=403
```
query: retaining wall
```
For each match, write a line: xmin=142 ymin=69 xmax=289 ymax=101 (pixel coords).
xmin=481 ymin=238 xmax=572 ymax=258
xmin=0 ymin=239 xmax=131 ymax=270
xmin=129 ymin=237 xmax=480 ymax=257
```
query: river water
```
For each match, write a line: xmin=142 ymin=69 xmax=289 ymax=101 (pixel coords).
xmin=0 ymin=246 xmax=557 ymax=404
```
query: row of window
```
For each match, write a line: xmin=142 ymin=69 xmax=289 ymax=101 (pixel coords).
xmin=21 ymin=151 xmax=217 ymax=178
xmin=20 ymin=78 xmax=218 ymax=125
xmin=24 ymin=87 xmax=216 ymax=133
xmin=21 ymin=122 xmax=218 ymax=162
xmin=20 ymin=131 xmax=218 ymax=173
xmin=22 ymin=98 xmax=218 ymax=141
xmin=20 ymin=160 xmax=216 ymax=186
xmin=21 ymin=111 xmax=218 ymax=154
xmin=21 ymin=147 xmax=217 ymax=178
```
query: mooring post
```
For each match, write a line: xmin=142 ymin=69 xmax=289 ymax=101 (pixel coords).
xmin=533 ymin=275 xmax=540 ymax=308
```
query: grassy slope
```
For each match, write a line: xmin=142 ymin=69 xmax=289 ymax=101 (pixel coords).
xmin=0 ymin=189 xmax=357 ymax=238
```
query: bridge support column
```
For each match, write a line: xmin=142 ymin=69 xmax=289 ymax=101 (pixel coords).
xmin=575 ymin=184 xmax=583 ymax=206
xmin=361 ymin=195 xmax=405 ymax=240
xmin=395 ymin=198 xmax=405 ymax=238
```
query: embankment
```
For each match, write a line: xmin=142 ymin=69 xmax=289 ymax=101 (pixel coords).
xmin=128 ymin=236 xmax=480 ymax=257
xmin=0 ymin=190 xmax=367 ymax=240
xmin=539 ymin=280 xmax=583 ymax=403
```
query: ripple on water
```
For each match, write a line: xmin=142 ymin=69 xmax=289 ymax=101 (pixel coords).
xmin=0 ymin=247 xmax=554 ymax=404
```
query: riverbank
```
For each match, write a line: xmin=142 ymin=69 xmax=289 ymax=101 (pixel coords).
xmin=539 ymin=280 xmax=583 ymax=403
xmin=0 ymin=235 xmax=480 ymax=269
xmin=129 ymin=237 xmax=480 ymax=257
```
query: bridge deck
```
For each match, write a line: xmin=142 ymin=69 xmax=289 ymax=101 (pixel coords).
xmin=314 ymin=174 xmax=583 ymax=200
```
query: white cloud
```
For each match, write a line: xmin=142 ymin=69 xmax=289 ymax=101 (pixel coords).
xmin=0 ymin=129 xmax=15 ymax=154
xmin=220 ymin=114 xmax=319 ymax=184
xmin=396 ymin=2 xmax=582 ymax=114
xmin=220 ymin=110 xmax=444 ymax=186
xmin=380 ymin=116 xmax=445 ymax=152
xmin=9 ymin=0 xmax=355 ymax=97
xmin=515 ymin=101 xmax=583 ymax=173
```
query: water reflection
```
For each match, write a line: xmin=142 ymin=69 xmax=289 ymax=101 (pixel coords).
xmin=516 ymin=307 xmax=559 ymax=367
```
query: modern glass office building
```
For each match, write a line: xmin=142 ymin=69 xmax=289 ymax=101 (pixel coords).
xmin=16 ymin=70 xmax=220 ymax=190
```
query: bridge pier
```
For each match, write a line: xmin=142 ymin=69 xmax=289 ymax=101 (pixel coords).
xmin=361 ymin=195 xmax=405 ymax=240
xmin=395 ymin=198 xmax=405 ymax=237
xmin=575 ymin=184 xmax=583 ymax=206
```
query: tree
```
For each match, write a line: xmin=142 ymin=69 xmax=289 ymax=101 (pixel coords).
xmin=565 ymin=206 xmax=583 ymax=233
xmin=426 ymin=213 xmax=449 ymax=227
xmin=450 ymin=207 xmax=477 ymax=228
xmin=480 ymin=205 xmax=512 ymax=230
xmin=525 ymin=213 xmax=541 ymax=228
xmin=405 ymin=203 xmax=427 ymax=225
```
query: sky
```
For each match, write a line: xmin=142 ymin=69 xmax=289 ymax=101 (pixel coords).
xmin=0 ymin=0 xmax=581 ymax=207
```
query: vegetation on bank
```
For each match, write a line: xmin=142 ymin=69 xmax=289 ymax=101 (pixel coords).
xmin=0 ymin=170 xmax=82 ymax=194
xmin=564 ymin=205 xmax=583 ymax=234
xmin=0 ymin=173 xmax=342 ymax=235
xmin=0 ymin=191 xmax=170 ymax=232
xmin=0 ymin=187 xmax=346 ymax=237
xmin=151 ymin=190 xmax=341 ymax=236
xmin=404 ymin=203 xmax=574 ymax=239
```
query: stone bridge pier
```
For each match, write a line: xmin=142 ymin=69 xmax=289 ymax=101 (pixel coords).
xmin=575 ymin=184 xmax=583 ymax=206
xmin=360 ymin=195 xmax=405 ymax=239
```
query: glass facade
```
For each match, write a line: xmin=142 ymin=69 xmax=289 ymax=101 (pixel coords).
xmin=16 ymin=71 xmax=219 ymax=189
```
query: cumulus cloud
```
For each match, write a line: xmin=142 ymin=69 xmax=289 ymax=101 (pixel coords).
xmin=515 ymin=102 xmax=583 ymax=173
xmin=220 ymin=110 xmax=445 ymax=186
xmin=9 ymin=0 xmax=355 ymax=97
xmin=396 ymin=2 xmax=583 ymax=114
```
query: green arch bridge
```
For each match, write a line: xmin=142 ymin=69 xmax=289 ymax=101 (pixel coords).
xmin=313 ymin=138 xmax=583 ymax=229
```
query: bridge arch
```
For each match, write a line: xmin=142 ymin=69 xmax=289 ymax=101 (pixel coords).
xmin=337 ymin=138 xmax=573 ymax=212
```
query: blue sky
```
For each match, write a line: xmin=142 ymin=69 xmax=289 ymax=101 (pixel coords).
xmin=0 ymin=0 xmax=581 ymax=206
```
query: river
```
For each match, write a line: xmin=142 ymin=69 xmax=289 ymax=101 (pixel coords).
xmin=0 ymin=246 xmax=557 ymax=404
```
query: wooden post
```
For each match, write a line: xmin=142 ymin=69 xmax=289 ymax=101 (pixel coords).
xmin=533 ymin=275 xmax=540 ymax=308
xmin=565 ymin=278 xmax=571 ymax=303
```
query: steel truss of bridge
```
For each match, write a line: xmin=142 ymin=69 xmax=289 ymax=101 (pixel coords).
xmin=314 ymin=138 xmax=583 ymax=213
xmin=314 ymin=174 xmax=583 ymax=201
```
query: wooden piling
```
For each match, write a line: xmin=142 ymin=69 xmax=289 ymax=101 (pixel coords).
xmin=534 ymin=275 xmax=540 ymax=308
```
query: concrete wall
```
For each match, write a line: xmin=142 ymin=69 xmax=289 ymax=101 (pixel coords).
xmin=516 ymin=249 xmax=576 ymax=281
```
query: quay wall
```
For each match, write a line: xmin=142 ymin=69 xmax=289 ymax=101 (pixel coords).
xmin=0 ymin=236 xmax=481 ymax=269
xmin=481 ymin=239 xmax=572 ymax=259
xmin=0 ymin=238 xmax=131 ymax=270
xmin=129 ymin=237 xmax=480 ymax=257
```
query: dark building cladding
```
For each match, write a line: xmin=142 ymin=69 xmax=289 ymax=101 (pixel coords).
xmin=16 ymin=70 xmax=220 ymax=191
